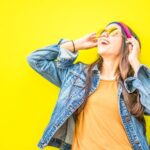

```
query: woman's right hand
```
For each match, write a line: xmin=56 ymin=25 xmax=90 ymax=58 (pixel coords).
xmin=74 ymin=32 xmax=98 ymax=51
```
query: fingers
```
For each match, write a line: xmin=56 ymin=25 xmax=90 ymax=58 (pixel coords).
xmin=87 ymin=32 xmax=98 ymax=41
xmin=91 ymin=32 xmax=97 ymax=35
xmin=125 ymin=36 xmax=139 ymax=48
xmin=93 ymin=38 xmax=98 ymax=42
xmin=88 ymin=32 xmax=97 ymax=36
xmin=125 ymin=36 xmax=139 ymax=45
xmin=125 ymin=36 xmax=140 ymax=53
xmin=93 ymin=38 xmax=98 ymax=47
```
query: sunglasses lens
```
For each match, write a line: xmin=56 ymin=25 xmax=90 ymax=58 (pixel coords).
xmin=96 ymin=27 xmax=120 ymax=37
xmin=109 ymin=28 xmax=118 ymax=36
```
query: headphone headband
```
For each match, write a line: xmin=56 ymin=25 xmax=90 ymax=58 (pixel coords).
xmin=108 ymin=21 xmax=132 ymax=38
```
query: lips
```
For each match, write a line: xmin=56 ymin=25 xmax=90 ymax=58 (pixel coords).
xmin=100 ymin=39 xmax=110 ymax=45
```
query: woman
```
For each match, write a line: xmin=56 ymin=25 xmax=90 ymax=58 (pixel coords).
xmin=27 ymin=21 xmax=150 ymax=150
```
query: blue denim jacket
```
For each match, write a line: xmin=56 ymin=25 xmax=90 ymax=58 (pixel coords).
xmin=27 ymin=38 xmax=150 ymax=150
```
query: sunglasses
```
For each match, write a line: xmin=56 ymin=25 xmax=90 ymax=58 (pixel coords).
xmin=96 ymin=27 xmax=126 ymax=38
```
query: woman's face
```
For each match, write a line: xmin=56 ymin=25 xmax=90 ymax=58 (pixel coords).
xmin=97 ymin=23 xmax=125 ymax=58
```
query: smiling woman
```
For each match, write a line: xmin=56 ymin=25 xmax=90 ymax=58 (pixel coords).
xmin=27 ymin=21 xmax=150 ymax=150
xmin=71 ymin=21 xmax=150 ymax=150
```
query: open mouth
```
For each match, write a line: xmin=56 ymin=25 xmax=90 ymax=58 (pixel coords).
xmin=100 ymin=39 xmax=110 ymax=45
xmin=100 ymin=40 xmax=110 ymax=45
xmin=101 ymin=42 xmax=108 ymax=45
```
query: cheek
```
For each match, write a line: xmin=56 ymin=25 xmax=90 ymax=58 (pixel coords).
xmin=110 ymin=39 xmax=123 ymax=54
xmin=112 ymin=38 xmax=123 ymax=48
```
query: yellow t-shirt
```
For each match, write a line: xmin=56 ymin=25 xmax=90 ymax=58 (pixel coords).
xmin=72 ymin=79 xmax=132 ymax=150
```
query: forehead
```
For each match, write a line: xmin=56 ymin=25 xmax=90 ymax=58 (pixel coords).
xmin=105 ymin=23 xmax=122 ymax=31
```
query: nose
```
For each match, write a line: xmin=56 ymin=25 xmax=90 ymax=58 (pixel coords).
xmin=100 ymin=31 xmax=109 ymax=38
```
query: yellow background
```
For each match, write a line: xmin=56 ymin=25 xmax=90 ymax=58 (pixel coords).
xmin=0 ymin=0 xmax=150 ymax=149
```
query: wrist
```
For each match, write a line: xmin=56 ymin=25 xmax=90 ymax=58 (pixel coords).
xmin=74 ymin=39 xmax=83 ymax=51
xmin=59 ymin=41 xmax=75 ymax=53
xmin=130 ymin=58 xmax=141 ymax=74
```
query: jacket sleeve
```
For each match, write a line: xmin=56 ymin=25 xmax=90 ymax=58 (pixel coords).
xmin=26 ymin=38 xmax=81 ymax=88
xmin=124 ymin=64 xmax=150 ymax=115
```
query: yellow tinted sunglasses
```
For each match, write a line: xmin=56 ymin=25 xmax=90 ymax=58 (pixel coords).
xmin=96 ymin=27 xmax=125 ymax=38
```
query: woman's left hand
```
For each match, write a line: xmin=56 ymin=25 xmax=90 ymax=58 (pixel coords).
xmin=126 ymin=35 xmax=141 ymax=63
xmin=126 ymin=36 xmax=141 ymax=74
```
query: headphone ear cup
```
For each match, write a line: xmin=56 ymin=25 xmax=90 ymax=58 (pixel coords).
xmin=125 ymin=28 xmax=132 ymax=38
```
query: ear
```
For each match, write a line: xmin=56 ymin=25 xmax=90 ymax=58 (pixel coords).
xmin=128 ymin=43 xmax=133 ymax=53
xmin=125 ymin=40 xmax=133 ymax=52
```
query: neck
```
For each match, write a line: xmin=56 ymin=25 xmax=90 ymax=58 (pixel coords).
xmin=100 ymin=57 xmax=120 ymax=80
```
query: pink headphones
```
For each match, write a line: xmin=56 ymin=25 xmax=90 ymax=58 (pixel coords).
xmin=108 ymin=21 xmax=132 ymax=38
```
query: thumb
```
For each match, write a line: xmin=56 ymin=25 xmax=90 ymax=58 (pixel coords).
xmin=93 ymin=40 xmax=98 ymax=47
xmin=90 ymin=32 xmax=97 ymax=36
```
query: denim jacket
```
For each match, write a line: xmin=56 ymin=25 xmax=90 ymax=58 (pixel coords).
xmin=27 ymin=38 xmax=150 ymax=150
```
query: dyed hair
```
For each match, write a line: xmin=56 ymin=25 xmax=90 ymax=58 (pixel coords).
xmin=73 ymin=21 xmax=146 ymax=136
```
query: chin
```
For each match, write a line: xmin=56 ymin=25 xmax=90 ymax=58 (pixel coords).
xmin=98 ymin=46 xmax=110 ymax=54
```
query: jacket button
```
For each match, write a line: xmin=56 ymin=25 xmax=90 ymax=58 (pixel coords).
xmin=134 ymin=139 xmax=140 ymax=144
xmin=125 ymin=116 xmax=131 ymax=122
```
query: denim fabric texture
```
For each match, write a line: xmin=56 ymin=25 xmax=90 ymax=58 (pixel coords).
xmin=27 ymin=38 xmax=150 ymax=150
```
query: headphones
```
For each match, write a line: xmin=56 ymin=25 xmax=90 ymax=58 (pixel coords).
xmin=108 ymin=21 xmax=132 ymax=38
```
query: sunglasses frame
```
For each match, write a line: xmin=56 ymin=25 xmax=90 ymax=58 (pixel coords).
xmin=96 ymin=27 xmax=126 ymax=39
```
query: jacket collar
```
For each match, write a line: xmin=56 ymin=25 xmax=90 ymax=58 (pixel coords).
xmin=92 ymin=63 xmax=101 ymax=73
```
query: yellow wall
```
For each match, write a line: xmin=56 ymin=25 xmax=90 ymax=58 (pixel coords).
xmin=0 ymin=0 xmax=150 ymax=149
